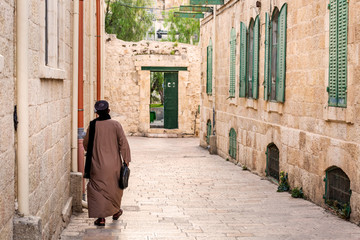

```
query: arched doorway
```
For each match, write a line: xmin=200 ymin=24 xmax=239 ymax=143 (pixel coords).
xmin=266 ymin=143 xmax=279 ymax=180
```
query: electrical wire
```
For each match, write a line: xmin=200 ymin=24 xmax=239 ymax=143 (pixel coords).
xmin=110 ymin=0 xmax=180 ymax=12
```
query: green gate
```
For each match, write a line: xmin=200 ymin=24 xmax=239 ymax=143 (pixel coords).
xmin=164 ymin=72 xmax=178 ymax=129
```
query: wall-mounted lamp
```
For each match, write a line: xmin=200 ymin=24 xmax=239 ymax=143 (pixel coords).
xmin=256 ymin=1 xmax=261 ymax=8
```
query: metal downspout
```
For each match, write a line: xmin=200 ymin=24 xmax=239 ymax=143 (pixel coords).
xmin=89 ymin=0 xmax=95 ymax=120
xmin=16 ymin=0 xmax=30 ymax=216
xmin=72 ymin=0 xmax=79 ymax=172
xmin=96 ymin=0 xmax=101 ymax=100
xmin=78 ymin=0 xmax=85 ymax=193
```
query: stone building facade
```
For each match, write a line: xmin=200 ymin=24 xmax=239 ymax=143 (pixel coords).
xmin=0 ymin=0 xmax=16 ymax=239
xmin=200 ymin=0 xmax=360 ymax=223
xmin=105 ymin=35 xmax=201 ymax=137
xmin=0 ymin=0 xmax=106 ymax=239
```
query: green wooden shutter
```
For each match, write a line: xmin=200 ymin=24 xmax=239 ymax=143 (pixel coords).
xmin=206 ymin=40 xmax=213 ymax=95
xmin=328 ymin=0 xmax=338 ymax=106
xmin=206 ymin=120 xmax=211 ymax=144
xmin=264 ymin=12 xmax=270 ymax=101
xmin=209 ymin=43 xmax=213 ymax=94
xmin=252 ymin=15 xmax=260 ymax=99
xmin=276 ymin=3 xmax=287 ymax=103
xmin=337 ymin=0 xmax=348 ymax=107
xmin=206 ymin=45 xmax=210 ymax=94
xmin=229 ymin=28 xmax=236 ymax=98
xmin=239 ymin=22 xmax=247 ymax=97
xmin=328 ymin=0 xmax=348 ymax=107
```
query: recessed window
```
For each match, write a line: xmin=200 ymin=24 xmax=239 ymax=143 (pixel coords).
xmin=264 ymin=4 xmax=287 ymax=102
xmin=206 ymin=39 xmax=213 ymax=95
xmin=45 ymin=0 xmax=62 ymax=68
xmin=239 ymin=16 xmax=260 ymax=99
xmin=266 ymin=143 xmax=279 ymax=180
xmin=324 ymin=167 xmax=351 ymax=218
xmin=328 ymin=0 xmax=348 ymax=107
xmin=229 ymin=28 xmax=236 ymax=98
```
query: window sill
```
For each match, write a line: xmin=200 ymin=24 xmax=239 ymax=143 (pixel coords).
xmin=266 ymin=101 xmax=283 ymax=114
xmin=246 ymin=98 xmax=258 ymax=110
xmin=39 ymin=65 xmax=66 ymax=80
xmin=0 ymin=54 xmax=4 ymax=73
xmin=323 ymin=106 xmax=354 ymax=124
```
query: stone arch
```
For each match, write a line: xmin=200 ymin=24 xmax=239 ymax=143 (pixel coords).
xmin=266 ymin=143 xmax=279 ymax=180
xmin=324 ymin=166 xmax=351 ymax=218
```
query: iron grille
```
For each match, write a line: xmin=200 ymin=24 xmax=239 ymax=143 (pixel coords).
xmin=327 ymin=168 xmax=351 ymax=204
xmin=267 ymin=145 xmax=279 ymax=180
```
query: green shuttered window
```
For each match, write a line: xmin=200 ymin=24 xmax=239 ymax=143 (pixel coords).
xmin=239 ymin=16 xmax=259 ymax=99
xmin=229 ymin=128 xmax=237 ymax=159
xmin=252 ymin=16 xmax=260 ymax=99
xmin=264 ymin=12 xmax=270 ymax=101
xmin=239 ymin=22 xmax=247 ymax=97
xmin=264 ymin=4 xmax=287 ymax=102
xmin=229 ymin=28 xmax=236 ymax=98
xmin=206 ymin=39 xmax=213 ymax=95
xmin=328 ymin=0 xmax=348 ymax=107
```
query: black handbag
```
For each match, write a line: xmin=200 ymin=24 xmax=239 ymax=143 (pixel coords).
xmin=119 ymin=162 xmax=130 ymax=189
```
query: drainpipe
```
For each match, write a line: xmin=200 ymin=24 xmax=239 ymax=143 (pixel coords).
xmin=78 ymin=0 xmax=85 ymax=193
xmin=96 ymin=0 xmax=101 ymax=100
xmin=16 ymin=0 xmax=30 ymax=216
xmin=101 ymin=2 xmax=105 ymax=100
xmin=89 ymin=0 xmax=95 ymax=120
xmin=212 ymin=6 xmax=216 ymax=135
xmin=72 ymin=0 xmax=79 ymax=172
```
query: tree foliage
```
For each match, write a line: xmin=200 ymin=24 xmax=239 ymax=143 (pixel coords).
xmin=150 ymin=72 xmax=164 ymax=104
xmin=105 ymin=0 xmax=154 ymax=41
xmin=163 ymin=10 xmax=200 ymax=45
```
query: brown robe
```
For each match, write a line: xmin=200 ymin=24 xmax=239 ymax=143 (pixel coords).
xmin=83 ymin=119 xmax=131 ymax=218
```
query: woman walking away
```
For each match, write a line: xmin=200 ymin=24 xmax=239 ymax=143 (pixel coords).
xmin=83 ymin=100 xmax=131 ymax=226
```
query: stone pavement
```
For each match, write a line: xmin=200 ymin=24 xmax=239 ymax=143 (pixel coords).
xmin=60 ymin=137 xmax=360 ymax=240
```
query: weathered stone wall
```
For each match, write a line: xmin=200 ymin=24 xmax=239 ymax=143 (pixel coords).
xmin=0 ymin=0 xmax=15 ymax=238
xmin=105 ymin=35 xmax=201 ymax=136
xmin=27 ymin=0 xmax=73 ymax=238
xmin=200 ymin=0 xmax=360 ymax=223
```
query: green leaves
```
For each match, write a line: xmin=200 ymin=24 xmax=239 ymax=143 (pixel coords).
xmin=163 ymin=10 xmax=200 ymax=45
xmin=105 ymin=0 xmax=154 ymax=41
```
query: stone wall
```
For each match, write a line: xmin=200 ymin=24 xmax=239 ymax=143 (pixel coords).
xmin=200 ymin=0 xmax=360 ymax=223
xmin=105 ymin=35 xmax=201 ymax=136
xmin=28 ymin=0 xmax=73 ymax=238
xmin=0 ymin=0 xmax=105 ymax=238
xmin=0 ymin=0 xmax=15 ymax=238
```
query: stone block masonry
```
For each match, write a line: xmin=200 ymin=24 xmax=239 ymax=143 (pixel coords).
xmin=105 ymin=35 xmax=201 ymax=137
xmin=0 ymin=0 xmax=15 ymax=238
xmin=13 ymin=217 xmax=41 ymax=240
xmin=200 ymin=0 xmax=360 ymax=224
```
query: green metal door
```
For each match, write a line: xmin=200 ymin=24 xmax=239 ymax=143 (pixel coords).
xmin=164 ymin=72 xmax=178 ymax=129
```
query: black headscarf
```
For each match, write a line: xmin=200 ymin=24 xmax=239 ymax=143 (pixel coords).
xmin=83 ymin=113 xmax=111 ymax=179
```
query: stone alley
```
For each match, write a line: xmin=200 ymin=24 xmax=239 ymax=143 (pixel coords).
xmin=60 ymin=137 xmax=360 ymax=240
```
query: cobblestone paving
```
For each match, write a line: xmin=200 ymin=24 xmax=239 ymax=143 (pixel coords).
xmin=61 ymin=137 xmax=360 ymax=240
